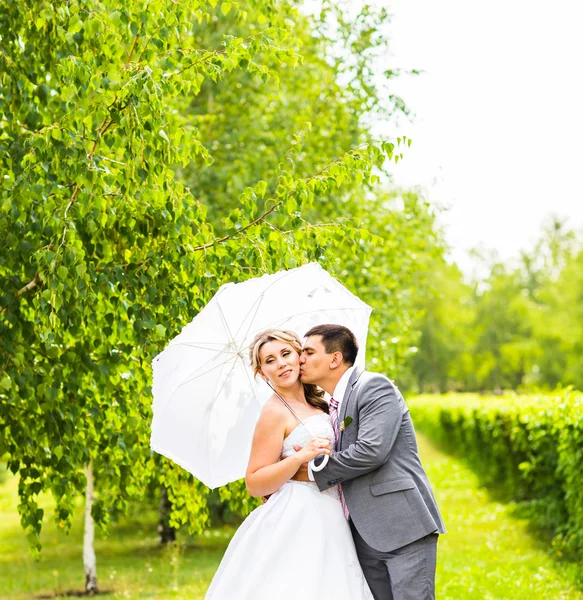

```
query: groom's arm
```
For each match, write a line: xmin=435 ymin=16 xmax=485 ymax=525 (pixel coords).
xmin=313 ymin=375 xmax=403 ymax=492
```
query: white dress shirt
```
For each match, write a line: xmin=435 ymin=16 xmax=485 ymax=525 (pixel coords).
xmin=307 ymin=366 xmax=356 ymax=481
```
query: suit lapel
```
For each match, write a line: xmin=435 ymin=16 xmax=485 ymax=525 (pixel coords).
xmin=338 ymin=367 xmax=363 ymax=447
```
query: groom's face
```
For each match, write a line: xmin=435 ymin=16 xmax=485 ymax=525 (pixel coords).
xmin=299 ymin=335 xmax=330 ymax=385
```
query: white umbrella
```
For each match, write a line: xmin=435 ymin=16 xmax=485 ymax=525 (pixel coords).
xmin=150 ymin=262 xmax=372 ymax=488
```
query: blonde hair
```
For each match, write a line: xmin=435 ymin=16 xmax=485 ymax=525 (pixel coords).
xmin=249 ymin=329 xmax=328 ymax=414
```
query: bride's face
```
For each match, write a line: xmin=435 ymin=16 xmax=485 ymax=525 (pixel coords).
xmin=259 ymin=340 xmax=301 ymax=388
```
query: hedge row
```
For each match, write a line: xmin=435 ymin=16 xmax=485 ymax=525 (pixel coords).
xmin=409 ymin=390 xmax=583 ymax=556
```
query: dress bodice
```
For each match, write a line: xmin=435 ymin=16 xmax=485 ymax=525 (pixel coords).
xmin=281 ymin=412 xmax=335 ymax=458
xmin=280 ymin=412 xmax=339 ymax=500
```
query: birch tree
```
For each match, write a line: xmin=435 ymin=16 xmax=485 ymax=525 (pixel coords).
xmin=0 ymin=0 xmax=405 ymax=592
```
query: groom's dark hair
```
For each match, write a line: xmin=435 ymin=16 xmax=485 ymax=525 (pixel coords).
xmin=305 ymin=324 xmax=358 ymax=366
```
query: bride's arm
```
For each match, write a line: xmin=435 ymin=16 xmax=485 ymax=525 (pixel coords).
xmin=245 ymin=404 xmax=330 ymax=498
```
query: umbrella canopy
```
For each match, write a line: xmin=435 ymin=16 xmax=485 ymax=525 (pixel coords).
xmin=151 ymin=262 xmax=372 ymax=488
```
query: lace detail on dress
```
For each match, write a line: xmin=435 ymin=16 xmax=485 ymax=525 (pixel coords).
xmin=281 ymin=412 xmax=334 ymax=457
xmin=280 ymin=413 xmax=340 ymax=500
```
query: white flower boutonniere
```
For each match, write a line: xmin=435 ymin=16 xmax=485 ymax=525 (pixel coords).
xmin=339 ymin=416 xmax=353 ymax=432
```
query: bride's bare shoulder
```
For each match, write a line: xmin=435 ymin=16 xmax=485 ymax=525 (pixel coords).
xmin=260 ymin=396 xmax=288 ymax=419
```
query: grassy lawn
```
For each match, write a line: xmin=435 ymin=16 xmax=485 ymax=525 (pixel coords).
xmin=0 ymin=465 xmax=232 ymax=600
xmin=1 ymin=436 xmax=582 ymax=599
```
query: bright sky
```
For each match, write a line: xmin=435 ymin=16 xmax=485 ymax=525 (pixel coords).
xmin=376 ymin=0 xmax=583 ymax=274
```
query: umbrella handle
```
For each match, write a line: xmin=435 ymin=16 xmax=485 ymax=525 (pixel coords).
xmin=310 ymin=454 xmax=329 ymax=472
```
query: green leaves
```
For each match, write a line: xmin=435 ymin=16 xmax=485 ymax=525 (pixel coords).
xmin=409 ymin=218 xmax=583 ymax=394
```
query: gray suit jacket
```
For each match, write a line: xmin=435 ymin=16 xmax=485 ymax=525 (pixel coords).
xmin=313 ymin=368 xmax=446 ymax=553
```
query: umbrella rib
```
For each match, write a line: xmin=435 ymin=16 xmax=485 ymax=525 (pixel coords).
xmin=202 ymin=350 xmax=243 ymax=484
xmin=241 ymin=354 xmax=265 ymax=407
xmin=229 ymin=286 xmax=269 ymax=342
xmin=202 ymin=404 xmax=213 ymax=488
xmin=158 ymin=356 xmax=237 ymax=418
xmin=231 ymin=266 xmax=302 ymax=341
xmin=216 ymin=298 xmax=239 ymax=351
xmin=170 ymin=342 xmax=239 ymax=355
xmin=207 ymin=355 xmax=243 ymax=413
xmin=236 ymin=291 xmax=266 ymax=347
xmin=172 ymin=340 xmax=233 ymax=346
xmin=178 ymin=355 xmax=237 ymax=388
xmin=153 ymin=345 xmax=237 ymax=418
xmin=160 ymin=344 xmax=233 ymax=386
xmin=269 ymin=306 xmax=372 ymax=329
xmin=252 ymin=265 xmax=300 ymax=296
xmin=233 ymin=267 xmax=371 ymax=344
xmin=202 ymin=354 xmax=247 ymax=484
xmin=155 ymin=354 xmax=239 ymax=485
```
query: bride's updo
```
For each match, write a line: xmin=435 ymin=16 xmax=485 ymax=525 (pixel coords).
xmin=249 ymin=329 xmax=328 ymax=414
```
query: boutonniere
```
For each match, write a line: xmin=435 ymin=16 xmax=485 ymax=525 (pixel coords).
xmin=340 ymin=416 xmax=353 ymax=432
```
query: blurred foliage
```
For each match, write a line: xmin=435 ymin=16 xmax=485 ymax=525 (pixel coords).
xmin=406 ymin=217 xmax=583 ymax=393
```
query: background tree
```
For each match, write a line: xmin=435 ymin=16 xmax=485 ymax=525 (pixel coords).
xmin=406 ymin=216 xmax=582 ymax=393
xmin=408 ymin=259 xmax=476 ymax=393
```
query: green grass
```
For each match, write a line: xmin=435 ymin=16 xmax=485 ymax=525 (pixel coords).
xmin=1 ymin=436 xmax=582 ymax=599
xmin=0 ymin=468 xmax=232 ymax=599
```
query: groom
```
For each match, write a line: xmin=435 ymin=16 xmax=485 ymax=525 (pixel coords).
xmin=294 ymin=324 xmax=446 ymax=600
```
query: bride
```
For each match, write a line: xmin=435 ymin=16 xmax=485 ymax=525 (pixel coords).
xmin=205 ymin=329 xmax=373 ymax=599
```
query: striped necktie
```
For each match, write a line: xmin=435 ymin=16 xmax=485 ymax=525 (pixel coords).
xmin=329 ymin=397 xmax=349 ymax=519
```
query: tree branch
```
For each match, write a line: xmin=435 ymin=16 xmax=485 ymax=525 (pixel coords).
xmin=0 ymin=358 xmax=9 ymax=377
xmin=126 ymin=33 xmax=141 ymax=66
xmin=174 ymin=47 xmax=226 ymax=77
xmin=136 ymin=25 xmax=163 ymax=63
xmin=171 ymin=29 xmax=279 ymax=78
xmin=190 ymin=200 xmax=284 ymax=252
xmin=58 ymin=117 xmax=115 ymax=251
xmin=187 ymin=144 xmax=369 ymax=251
xmin=17 ymin=272 xmax=42 ymax=297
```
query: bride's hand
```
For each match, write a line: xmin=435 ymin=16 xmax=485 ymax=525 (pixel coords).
xmin=296 ymin=437 xmax=331 ymax=463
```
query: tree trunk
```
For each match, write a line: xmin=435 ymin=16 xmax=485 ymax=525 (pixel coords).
xmin=158 ymin=485 xmax=176 ymax=544
xmin=84 ymin=461 xmax=98 ymax=595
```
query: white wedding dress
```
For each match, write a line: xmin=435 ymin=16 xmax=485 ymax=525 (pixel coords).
xmin=205 ymin=412 xmax=374 ymax=599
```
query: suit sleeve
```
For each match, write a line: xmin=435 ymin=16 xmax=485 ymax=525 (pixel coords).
xmin=313 ymin=375 xmax=403 ymax=492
